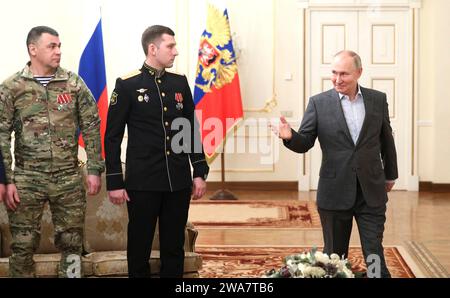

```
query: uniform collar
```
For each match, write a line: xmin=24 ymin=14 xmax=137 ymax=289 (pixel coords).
xmin=21 ymin=62 xmax=69 ymax=81
xmin=142 ymin=63 xmax=165 ymax=78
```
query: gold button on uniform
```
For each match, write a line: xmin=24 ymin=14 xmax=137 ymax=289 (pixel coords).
xmin=161 ymin=92 xmax=166 ymax=97
xmin=166 ymin=151 xmax=170 ymax=155
xmin=166 ymin=136 xmax=170 ymax=141
xmin=157 ymin=79 xmax=162 ymax=84
xmin=165 ymin=121 xmax=169 ymax=126
xmin=164 ymin=107 xmax=168 ymax=112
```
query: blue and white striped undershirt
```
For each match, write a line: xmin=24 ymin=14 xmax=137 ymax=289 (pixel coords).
xmin=34 ymin=74 xmax=55 ymax=87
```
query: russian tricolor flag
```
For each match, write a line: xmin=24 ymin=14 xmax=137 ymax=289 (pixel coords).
xmin=78 ymin=4 xmax=108 ymax=158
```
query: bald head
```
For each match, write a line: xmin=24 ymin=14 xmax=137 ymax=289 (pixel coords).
xmin=334 ymin=50 xmax=362 ymax=70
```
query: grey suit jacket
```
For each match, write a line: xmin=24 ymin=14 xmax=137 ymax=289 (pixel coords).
xmin=284 ymin=87 xmax=398 ymax=210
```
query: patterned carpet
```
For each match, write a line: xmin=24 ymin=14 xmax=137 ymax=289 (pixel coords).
xmin=189 ymin=200 xmax=321 ymax=229
xmin=196 ymin=246 xmax=417 ymax=278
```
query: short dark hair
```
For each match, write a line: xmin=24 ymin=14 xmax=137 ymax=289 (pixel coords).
xmin=141 ymin=25 xmax=175 ymax=55
xmin=26 ymin=26 xmax=59 ymax=52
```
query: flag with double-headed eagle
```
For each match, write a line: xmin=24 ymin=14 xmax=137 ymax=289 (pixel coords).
xmin=194 ymin=3 xmax=243 ymax=162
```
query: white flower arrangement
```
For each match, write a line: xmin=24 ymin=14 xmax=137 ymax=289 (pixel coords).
xmin=264 ymin=247 xmax=355 ymax=278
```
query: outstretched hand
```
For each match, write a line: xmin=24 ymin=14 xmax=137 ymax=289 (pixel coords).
xmin=270 ymin=116 xmax=293 ymax=140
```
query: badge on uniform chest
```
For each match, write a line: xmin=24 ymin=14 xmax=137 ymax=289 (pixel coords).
xmin=138 ymin=94 xmax=150 ymax=103
xmin=136 ymin=88 xmax=149 ymax=103
xmin=175 ymin=93 xmax=184 ymax=110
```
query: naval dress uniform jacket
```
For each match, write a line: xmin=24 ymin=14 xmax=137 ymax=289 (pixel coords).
xmin=105 ymin=64 xmax=209 ymax=192
xmin=104 ymin=63 xmax=209 ymax=277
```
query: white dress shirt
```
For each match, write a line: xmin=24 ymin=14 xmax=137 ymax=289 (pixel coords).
xmin=339 ymin=86 xmax=365 ymax=145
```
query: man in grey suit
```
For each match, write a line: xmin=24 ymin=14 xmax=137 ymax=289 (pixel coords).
xmin=274 ymin=50 xmax=398 ymax=277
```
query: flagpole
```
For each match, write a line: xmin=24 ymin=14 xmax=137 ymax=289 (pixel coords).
xmin=209 ymin=145 xmax=238 ymax=200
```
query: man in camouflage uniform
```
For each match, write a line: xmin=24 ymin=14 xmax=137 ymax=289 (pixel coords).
xmin=0 ymin=151 xmax=5 ymax=201
xmin=0 ymin=26 xmax=104 ymax=277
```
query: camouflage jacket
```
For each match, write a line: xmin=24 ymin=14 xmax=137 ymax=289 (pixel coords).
xmin=0 ymin=64 xmax=104 ymax=183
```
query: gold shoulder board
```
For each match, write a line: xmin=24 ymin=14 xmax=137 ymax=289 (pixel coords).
xmin=121 ymin=70 xmax=141 ymax=80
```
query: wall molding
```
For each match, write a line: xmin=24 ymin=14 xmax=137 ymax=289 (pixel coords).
xmin=419 ymin=182 xmax=450 ymax=193
xmin=207 ymin=181 xmax=298 ymax=191
xmin=208 ymin=181 xmax=450 ymax=192
xmin=297 ymin=0 xmax=422 ymax=9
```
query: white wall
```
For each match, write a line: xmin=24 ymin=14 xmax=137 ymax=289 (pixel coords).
xmin=0 ymin=0 xmax=179 ymax=93
xmin=419 ymin=0 xmax=450 ymax=183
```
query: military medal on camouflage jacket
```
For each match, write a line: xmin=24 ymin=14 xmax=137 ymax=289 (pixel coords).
xmin=175 ymin=93 xmax=183 ymax=110
xmin=57 ymin=93 xmax=72 ymax=111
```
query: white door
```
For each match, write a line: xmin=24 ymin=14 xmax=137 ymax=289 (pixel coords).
xmin=307 ymin=8 xmax=412 ymax=190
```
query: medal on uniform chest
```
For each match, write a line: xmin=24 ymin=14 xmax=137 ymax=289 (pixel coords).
xmin=175 ymin=92 xmax=184 ymax=110
xmin=57 ymin=93 xmax=72 ymax=111
xmin=136 ymin=88 xmax=148 ymax=103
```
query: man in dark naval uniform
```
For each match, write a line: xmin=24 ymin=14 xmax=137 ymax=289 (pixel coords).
xmin=104 ymin=25 xmax=209 ymax=278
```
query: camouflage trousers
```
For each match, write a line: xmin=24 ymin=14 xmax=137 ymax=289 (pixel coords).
xmin=7 ymin=167 xmax=86 ymax=278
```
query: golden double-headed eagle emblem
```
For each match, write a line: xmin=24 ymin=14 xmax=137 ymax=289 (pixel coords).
xmin=196 ymin=5 xmax=238 ymax=93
